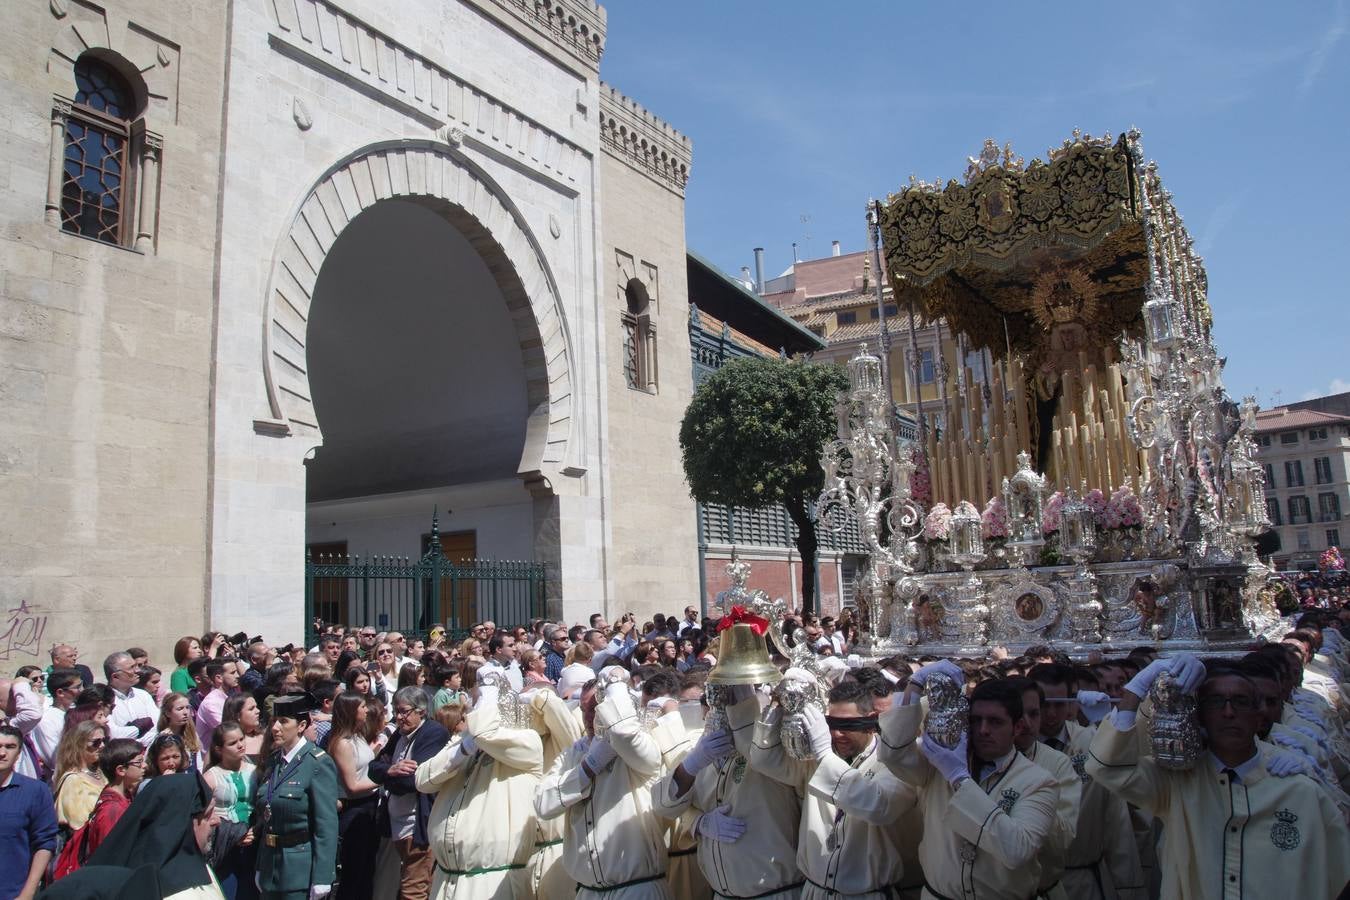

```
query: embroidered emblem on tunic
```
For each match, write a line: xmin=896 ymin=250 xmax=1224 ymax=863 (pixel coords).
xmin=1270 ymin=808 xmax=1301 ymax=850
xmin=731 ymin=755 xmax=746 ymax=784
xmin=998 ymin=788 xmax=1020 ymax=813
xmin=959 ymin=841 xmax=978 ymax=863
xmin=1071 ymin=752 xmax=1091 ymax=784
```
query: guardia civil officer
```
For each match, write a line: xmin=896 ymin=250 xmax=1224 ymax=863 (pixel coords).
xmin=255 ymin=694 xmax=339 ymax=900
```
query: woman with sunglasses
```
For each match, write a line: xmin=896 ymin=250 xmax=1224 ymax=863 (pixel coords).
xmin=53 ymin=720 xmax=107 ymax=831
xmin=371 ymin=642 xmax=401 ymax=714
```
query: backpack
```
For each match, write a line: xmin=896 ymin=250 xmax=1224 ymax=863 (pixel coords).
xmin=51 ymin=794 xmax=114 ymax=881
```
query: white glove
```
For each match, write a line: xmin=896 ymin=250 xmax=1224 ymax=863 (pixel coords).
xmin=799 ymin=704 xmax=833 ymax=760
xmin=1124 ymin=654 xmax=1205 ymax=699
xmin=818 ymin=656 xmax=850 ymax=686
xmin=602 ymin=679 xmax=630 ymax=704
xmin=583 ymin=738 xmax=617 ymax=774
xmin=846 ymin=654 xmax=864 ymax=668
xmin=309 ymin=887 xmax=332 ymax=900
xmin=695 ymin=804 xmax=747 ymax=843
xmin=599 ymin=664 xmax=628 ymax=684
xmin=459 ymin=730 xmax=478 ymax=757
xmin=1077 ymin=690 xmax=1113 ymax=724
xmin=920 ymin=730 xmax=970 ymax=786
xmin=783 ymin=666 xmax=817 ymax=684
xmin=1266 ymin=748 xmax=1315 ymax=778
xmin=910 ymin=659 xmax=964 ymax=689
xmin=683 ymin=728 xmax=735 ymax=774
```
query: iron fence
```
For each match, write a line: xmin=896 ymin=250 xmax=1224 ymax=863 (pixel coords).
xmin=304 ymin=533 xmax=545 ymax=648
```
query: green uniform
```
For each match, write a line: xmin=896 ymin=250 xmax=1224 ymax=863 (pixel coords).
xmin=255 ymin=739 xmax=339 ymax=900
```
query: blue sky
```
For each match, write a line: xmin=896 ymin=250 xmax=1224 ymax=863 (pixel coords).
xmin=600 ymin=0 xmax=1350 ymax=406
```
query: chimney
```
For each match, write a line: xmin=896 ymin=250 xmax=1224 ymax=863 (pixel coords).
xmin=831 ymin=240 xmax=841 ymax=257
xmin=753 ymin=247 xmax=765 ymax=294
xmin=740 ymin=266 xmax=753 ymax=288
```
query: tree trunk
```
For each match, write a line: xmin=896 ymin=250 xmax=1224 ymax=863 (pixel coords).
xmin=786 ymin=499 xmax=819 ymax=616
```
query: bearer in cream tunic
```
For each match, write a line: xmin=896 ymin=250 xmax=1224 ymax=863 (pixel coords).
xmin=1029 ymin=667 xmax=1145 ymax=900
xmin=878 ymin=664 xmax=1058 ymax=900
xmin=1086 ymin=654 xmax=1350 ymax=900
xmin=525 ymin=686 xmax=583 ymax=899
xmin=652 ymin=687 xmax=804 ymax=900
xmin=1007 ymin=679 xmax=1079 ymax=900
xmin=746 ymin=676 xmax=920 ymax=900
xmin=415 ymin=680 xmax=544 ymax=900
xmin=535 ymin=679 xmax=673 ymax=900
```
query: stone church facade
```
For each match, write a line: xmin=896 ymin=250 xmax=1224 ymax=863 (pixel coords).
xmin=0 ymin=0 xmax=699 ymax=662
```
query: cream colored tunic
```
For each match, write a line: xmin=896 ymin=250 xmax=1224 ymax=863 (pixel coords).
xmin=416 ymin=703 xmax=544 ymax=900
xmin=878 ymin=702 xmax=1057 ymax=900
xmin=651 ymin=697 xmax=804 ymax=899
xmin=534 ymin=690 xmax=673 ymax=900
xmin=1086 ymin=713 xmax=1350 ymax=899
xmin=527 ymin=688 xmax=583 ymax=900
xmin=1020 ymin=739 xmax=1079 ymax=898
xmin=745 ymin=701 xmax=920 ymax=899
xmin=1047 ymin=723 xmax=1145 ymax=900
xmin=649 ymin=703 xmax=710 ymax=900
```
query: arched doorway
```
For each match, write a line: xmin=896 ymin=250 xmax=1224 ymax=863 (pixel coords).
xmin=255 ymin=141 xmax=581 ymax=632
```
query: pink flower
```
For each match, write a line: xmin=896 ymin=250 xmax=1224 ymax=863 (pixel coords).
xmin=924 ymin=503 xmax=952 ymax=541
xmin=981 ymin=496 xmax=1009 ymax=539
xmin=1084 ymin=489 xmax=1107 ymax=527
xmin=1042 ymin=491 xmax=1065 ymax=534
xmin=1106 ymin=486 xmax=1143 ymax=529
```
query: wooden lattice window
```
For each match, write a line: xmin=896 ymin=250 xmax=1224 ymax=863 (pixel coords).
xmin=61 ymin=57 xmax=136 ymax=244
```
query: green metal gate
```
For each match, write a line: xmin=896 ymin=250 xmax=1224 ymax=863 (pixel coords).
xmin=304 ymin=517 xmax=545 ymax=646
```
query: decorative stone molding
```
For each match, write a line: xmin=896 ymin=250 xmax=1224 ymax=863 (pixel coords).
xmin=267 ymin=0 xmax=584 ymax=187
xmin=600 ymin=83 xmax=692 ymax=196
xmin=473 ymin=0 xmax=606 ymax=70
xmin=260 ymin=140 xmax=580 ymax=478
xmin=48 ymin=3 xmax=181 ymax=123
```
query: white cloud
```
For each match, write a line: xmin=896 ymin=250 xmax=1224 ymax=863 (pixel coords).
xmin=1302 ymin=378 xmax=1350 ymax=401
xmin=1299 ymin=0 xmax=1348 ymax=95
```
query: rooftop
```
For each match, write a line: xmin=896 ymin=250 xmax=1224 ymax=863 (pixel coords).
xmin=1253 ymin=407 xmax=1350 ymax=432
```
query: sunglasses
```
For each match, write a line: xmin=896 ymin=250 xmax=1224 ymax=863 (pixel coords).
xmin=377 ymin=649 xmax=394 ymax=656
xmin=87 ymin=738 xmax=106 ymax=749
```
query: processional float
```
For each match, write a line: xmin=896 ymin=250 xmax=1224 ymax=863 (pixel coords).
xmin=810 ymin=129 xmax=1281 ymax=657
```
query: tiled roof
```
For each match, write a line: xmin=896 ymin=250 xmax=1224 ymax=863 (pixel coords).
xmin=826 ymin=315 xmax=922 ymax=345
xmin=1254 ymin=408 xmax=1350 ymax=432
xmin=692 ymin=309 xmax=778 ymax=357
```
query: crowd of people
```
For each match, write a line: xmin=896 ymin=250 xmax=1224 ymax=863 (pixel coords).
xmin=1 ymin=600 xmax=1349 ymax=900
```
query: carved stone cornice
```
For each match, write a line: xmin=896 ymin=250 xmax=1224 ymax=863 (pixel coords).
xmin=474 ymin=0 xmax=606 ymax=71
xmin=599 ymin=83 xmax=692 ymax=197
xmin=266 ymin=0 xmax=587 ymax=187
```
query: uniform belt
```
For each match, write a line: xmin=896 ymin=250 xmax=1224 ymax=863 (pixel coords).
xmin=714 ymin=879 xmax=806 ymax=899
xmin=264 ymin=829 xmax=311 ymax=848
xmin=1064 ymin=855 xmax=1104 ymax=896
xmin=668 ymin=845 xmax=698 ymax=857
xmin=806 ymin=874 xmax=907 ymax=897
xmin=436 ymin=861 xmax=526 ymax=877
xmin=924 ymin=883 xmax=1036 ymax=900
xmin=533 ymin=838 xmax=564 ymax=848
xmin=577 ymin=872 xmax=667 ymax=893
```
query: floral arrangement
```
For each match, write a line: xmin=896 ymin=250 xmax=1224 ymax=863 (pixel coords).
xmin=1104 ymin=485 xmax=1144 ymax=530
xmin=1321 ymin=546 xmax=1346 ymax=573
xmin=981 ymin=496 xmax=1009 ymax=539
xmin=923 ymin=502 xmax=952 ymax=540
xmin=1042 ymin=491 xmax=1065 ymax=534
xmin=911 ymin=447 xmax=932 ymax=506
xmin=1084 ymin=489 xmax=1107 ymax=526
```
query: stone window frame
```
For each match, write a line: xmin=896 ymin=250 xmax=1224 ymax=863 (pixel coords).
xmin=622 ymin=277 xmax=658 ymax=394
xmin=46 ymin=52 xmax=162 ymax=253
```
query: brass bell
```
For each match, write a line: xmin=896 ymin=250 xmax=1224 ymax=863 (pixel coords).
xmin=708 ymin=623 xmax=782 ymax=686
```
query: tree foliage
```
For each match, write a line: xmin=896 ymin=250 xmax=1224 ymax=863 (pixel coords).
xmin=680 ymin=356 xmax=849 ymax=613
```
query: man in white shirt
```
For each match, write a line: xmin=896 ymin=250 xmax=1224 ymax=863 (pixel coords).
xmin=103 ymin=652 xmax=157 ymax=748
xmin=480 ymin=633 xmax=524 ymax=692
xmin=676 ymin=607 xmax=701 ymax=636
xmin=32 ymin=668 xmax=83 ymax=775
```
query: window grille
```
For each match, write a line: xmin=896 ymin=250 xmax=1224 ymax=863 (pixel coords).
xmin=1285 ymin=460 xmax=1304 ymax=487
xmin=61 ymin=58 xmax=134 ymax=244
xmin=1314 ymin=457 xmax=1333 ymax=484
xmin=1318 ymin=492 xmax=1341 ymax=522
xmin=1289 ymin=495 xmax=1312 ymax=525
